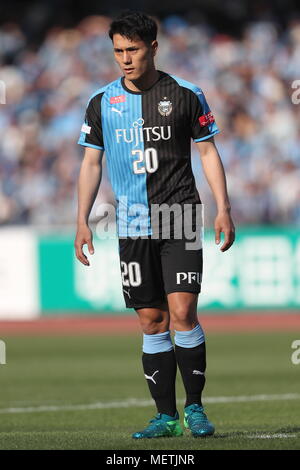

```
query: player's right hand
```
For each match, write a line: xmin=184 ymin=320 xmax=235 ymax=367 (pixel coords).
xmin=74 ymin=224 xmax=94 ymax=266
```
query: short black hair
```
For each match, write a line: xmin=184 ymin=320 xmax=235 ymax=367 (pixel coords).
xmin=109 ymin=10 xmax=157 ymax=45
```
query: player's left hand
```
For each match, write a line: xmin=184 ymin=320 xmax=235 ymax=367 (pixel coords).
xmin=214 ymin=211 xmax=235 ymax=252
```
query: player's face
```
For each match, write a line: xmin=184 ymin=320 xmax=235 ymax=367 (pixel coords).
xmin=113 ymin=34 xmax=157 ymax=80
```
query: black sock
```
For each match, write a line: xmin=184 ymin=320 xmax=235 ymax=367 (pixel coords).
xmin=142 ymin=349 xmax=177 ymax=417
xmin=175 ymin=342 xmax=206 ymax=408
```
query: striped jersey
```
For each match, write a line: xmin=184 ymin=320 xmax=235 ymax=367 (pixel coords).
xmin=78 ymin=70 xmax=220 ymax=236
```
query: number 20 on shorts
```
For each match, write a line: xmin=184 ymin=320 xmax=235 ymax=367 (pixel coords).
xmin=121 ymin=261 xmax=142 ymax=287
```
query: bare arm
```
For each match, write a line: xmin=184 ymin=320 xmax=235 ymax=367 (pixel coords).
xmin=195 ymin=137 xmax=235 ymax=251
xmin=75 ymin=146 xmax=104 ymax=265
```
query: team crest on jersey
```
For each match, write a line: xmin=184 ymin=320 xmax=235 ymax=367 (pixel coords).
xmin=158 ymin=97 xmax=172 ymax=116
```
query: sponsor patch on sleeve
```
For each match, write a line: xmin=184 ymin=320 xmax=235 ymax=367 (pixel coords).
xmin=81 ymin=123 xmax=91 ymax=134
xmin=110 ymin=95 xmax=126 ymax=104
xmin=199 ymin=112 xmax=215 ymax=127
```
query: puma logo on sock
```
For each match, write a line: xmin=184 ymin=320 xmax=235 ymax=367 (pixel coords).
xmin=144 ymin=370 xmax=159 ymax=384
xmin=192 ymin=370 xmax=205 ymax=375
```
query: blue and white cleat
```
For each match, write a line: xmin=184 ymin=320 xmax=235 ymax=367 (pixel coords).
xmin=184 ymin=404 xmax=215 ymax=437
xmin=132 ymin=412 xmax=183 ymax=439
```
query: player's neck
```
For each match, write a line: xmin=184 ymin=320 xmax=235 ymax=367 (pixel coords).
xmin=124 ymin=68 xmax=160 ymax=93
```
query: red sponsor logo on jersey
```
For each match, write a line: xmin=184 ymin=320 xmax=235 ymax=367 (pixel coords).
xmin=110 ymin=95 xmax=126 ymax=104
xmin=199 ymin=112 xmax=215 ymax=127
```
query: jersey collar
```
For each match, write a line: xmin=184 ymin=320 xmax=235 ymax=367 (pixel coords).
xmin=120 ymin=70 xmax=166 ymax=95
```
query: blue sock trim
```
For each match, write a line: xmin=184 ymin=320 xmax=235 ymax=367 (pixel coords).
xmin=174 ymin=324 xmax=205 ymax=348
xmin=143 ymin=331 xmax=174 ymax=354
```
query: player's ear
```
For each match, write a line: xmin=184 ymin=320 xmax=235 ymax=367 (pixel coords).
xmin=151 ymin=40 xmax=158 ymax=57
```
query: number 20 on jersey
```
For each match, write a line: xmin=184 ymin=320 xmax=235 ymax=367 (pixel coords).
xmin=132 ymin=148 xmax=158 ymax=174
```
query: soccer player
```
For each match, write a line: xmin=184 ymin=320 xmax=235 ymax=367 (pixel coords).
xmin=75 ymin=10 xmax=235 ymax=439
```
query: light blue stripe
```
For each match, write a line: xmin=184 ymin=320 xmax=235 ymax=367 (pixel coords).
xmin=169 ymin=74 xmax=200 ymax=94
xmin=143 ymin=331 xmax=174 ymax=354
xmin=194 ymin=129 xmax=220 ymax=142
xmin=77 ymin=141 xmax=104 ymax=150
xmin=101 ymin=79 xmax=151 ymax=236
xmin=174 ymin=324 xmax=205 ymax=348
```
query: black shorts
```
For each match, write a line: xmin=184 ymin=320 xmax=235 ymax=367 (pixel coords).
xmin=118 ymin=236 xmax=203 ymax=309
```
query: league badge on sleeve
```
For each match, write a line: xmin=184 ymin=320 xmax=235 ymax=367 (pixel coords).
xmin=158 ymin=97 xmax=172 ymax=116
xmin=81 ymin=123 xmax=91 ymax=134
xmin=199 ymin=112 xmax=215 ymax=127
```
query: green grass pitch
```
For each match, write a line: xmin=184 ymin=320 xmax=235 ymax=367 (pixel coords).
xmin=0 ymin=331 xmax=299 ymax=450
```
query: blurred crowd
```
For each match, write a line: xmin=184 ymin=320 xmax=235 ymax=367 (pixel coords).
xmin=0 ymin=14 xmax=300 ymax=228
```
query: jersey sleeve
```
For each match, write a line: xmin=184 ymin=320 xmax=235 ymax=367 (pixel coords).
xmin=77 ymin=93 xmax=104 ymax=150
xmin=190 ymin=88 xmax=220 ymax=142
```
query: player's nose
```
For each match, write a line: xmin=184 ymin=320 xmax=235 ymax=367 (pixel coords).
xmin=123 ymin=52 xmax=132 ymax=64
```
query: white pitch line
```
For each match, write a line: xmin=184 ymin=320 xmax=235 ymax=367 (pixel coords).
xmin=247 ymin=434 xmax=297 ymax=439
xmin=0 ymin=393 xmax=299 ymax=415
xmin=204 ymin=393 xmax=300 ymax=403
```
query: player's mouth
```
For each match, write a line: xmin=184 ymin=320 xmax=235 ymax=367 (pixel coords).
xmin=124 ymin=68 xmax=134 ymax=74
